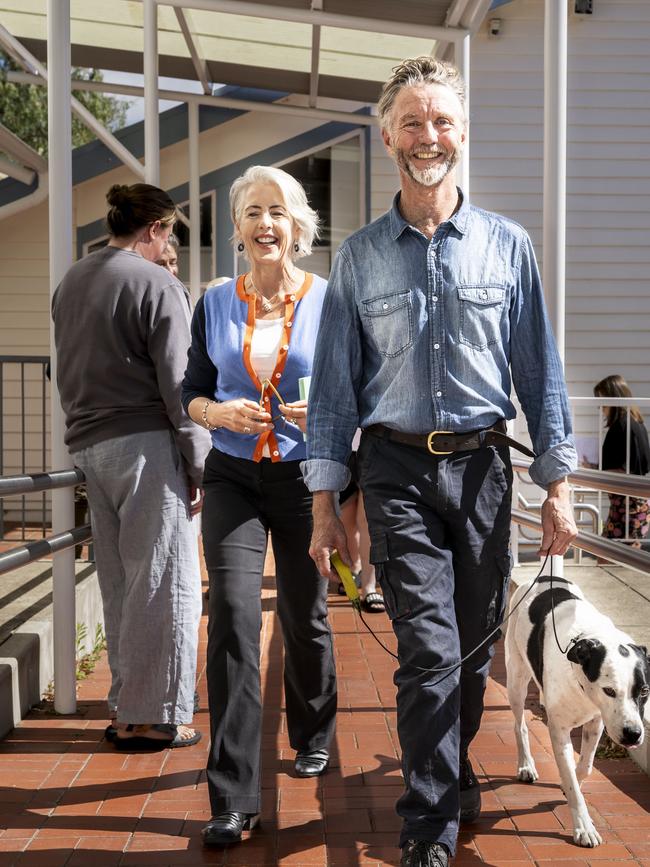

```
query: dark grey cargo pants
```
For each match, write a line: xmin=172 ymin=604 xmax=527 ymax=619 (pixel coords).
xmin=357 ymin=431 xmax=512 ymax=855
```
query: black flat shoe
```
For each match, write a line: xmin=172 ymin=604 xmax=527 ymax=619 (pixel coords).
xmin=294 ymin=748 xmax=329 ymax=777
xmin=202 ymin=811 xmax=260 ymax=846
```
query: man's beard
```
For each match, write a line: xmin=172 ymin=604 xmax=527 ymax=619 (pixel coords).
xmin=395 ymin=146 xmax=460 ymax=187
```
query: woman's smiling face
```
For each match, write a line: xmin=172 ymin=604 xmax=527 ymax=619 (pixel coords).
xmin=237 ymin=182 xmax=296 ymax=267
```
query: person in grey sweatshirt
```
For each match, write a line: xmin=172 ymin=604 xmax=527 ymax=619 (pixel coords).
xmin=52 ymin=183 xmax=210 ymax=750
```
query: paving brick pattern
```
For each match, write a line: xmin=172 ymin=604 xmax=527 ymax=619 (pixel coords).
xmin=0 ymin=563 xmax=648 ymax=865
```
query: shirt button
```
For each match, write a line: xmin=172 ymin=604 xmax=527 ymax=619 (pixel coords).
xmin=382 ymin=302 xmax=388 ymax=309
xmin=432 ymin=295 xmax=438 ymax=302
xmin=482 ymin=290 xmax=488 ymax=299
xmin=434 ymin=343 xmax=440 ymax=350
xmin=436 ymin=391 xmax=442 ymax=397
xmin=272 ymin=450 xmax=279 ymax=457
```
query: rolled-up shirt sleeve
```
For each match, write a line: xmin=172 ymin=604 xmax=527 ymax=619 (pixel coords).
xmin=181 ymin=295 xmax=218 ymax=413
xmin=302 ymin=248 xmax=363 ymax=492
xmin=510 ymin=234 xmax=578 ymax=488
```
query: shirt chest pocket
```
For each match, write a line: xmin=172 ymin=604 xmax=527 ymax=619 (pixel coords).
xmin=361 ymin=290 xmax=413 ymax=358
xmin=457 ymin=284 xmax=506 ymax=351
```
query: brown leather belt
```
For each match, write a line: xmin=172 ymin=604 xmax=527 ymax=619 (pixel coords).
xmin=364 ymin=421 xmax=536 ymax=458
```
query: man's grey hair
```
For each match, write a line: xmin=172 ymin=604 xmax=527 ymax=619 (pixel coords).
xmin=230 ymin=165 xmax=320 ymax=259
xmin=377 ymin=56 xmax=466 ymax=131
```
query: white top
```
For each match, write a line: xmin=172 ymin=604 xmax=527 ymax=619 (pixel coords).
xmin=251 ymin=317 xmax=284 ymax=457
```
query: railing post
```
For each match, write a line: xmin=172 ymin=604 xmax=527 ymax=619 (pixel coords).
xmin=48 ymin=0 xmax=77 ymax=715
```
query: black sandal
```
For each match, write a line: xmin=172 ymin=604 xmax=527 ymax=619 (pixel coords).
xmin=360 ymin=592 xmax=385 ymax=613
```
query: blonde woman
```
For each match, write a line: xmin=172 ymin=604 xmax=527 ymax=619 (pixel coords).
xmin=182 ymin=166 xmax=337 ymax=847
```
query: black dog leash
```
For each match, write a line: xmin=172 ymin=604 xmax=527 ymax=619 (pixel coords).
xmin=337 ymin=552 xmax=559 ymax=688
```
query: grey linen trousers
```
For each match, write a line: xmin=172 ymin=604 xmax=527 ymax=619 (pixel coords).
xmin=73 ymin=429 xmax=202 ymax=724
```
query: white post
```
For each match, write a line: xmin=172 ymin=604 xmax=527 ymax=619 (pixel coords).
xmin=455 ymin=33 xmax=471 ymax=197
xmin=144 ymin=0 xmax=160 ymax=186
xmin=543 ymin=0 xmax=567 ymax=363
xmin=188 ymin=102 xmax=201 ymax=304
xmin=47 ymin=0 xmax=76 ymax=715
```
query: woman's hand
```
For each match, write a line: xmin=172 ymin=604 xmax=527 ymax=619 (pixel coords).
xmin=218 ymin=398 xmax=273 ymax=435
xmin=278 ymin=399 xmax=308 ymax=433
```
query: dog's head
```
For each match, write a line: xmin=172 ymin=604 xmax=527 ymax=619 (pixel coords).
xmin=567 ymin=637 xmax=650 ymax=748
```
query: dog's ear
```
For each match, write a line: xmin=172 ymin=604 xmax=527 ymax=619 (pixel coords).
xmin=630 ymin=644 xmax=650 ymax=668
xmin=567 ymin=638 xmax=595 ymax=665
xmin=567 ymin=638 xmax=606 ymax=682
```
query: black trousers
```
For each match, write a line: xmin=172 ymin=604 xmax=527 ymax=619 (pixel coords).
xmin=202 ymin=448 xmax=337 ymax=815
xmin=357 ymin=433 xmax=512 ymax=854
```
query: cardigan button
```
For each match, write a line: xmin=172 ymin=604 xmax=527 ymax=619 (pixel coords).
xmin=275 ymin=373 xmax=281 ymax=379
xmin=272 ymin=450 xmax=279 ymax=457
xmin=282 ymin=344 xmax=289 ymax=351
xmin=289 ymin=294 xmax=296 ymax=300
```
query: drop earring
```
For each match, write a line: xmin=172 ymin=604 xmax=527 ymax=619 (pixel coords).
xmin=237 ymin=242 xmax=244 ymax=253
xmin=294 ymin=242 xmax=300 ymax=253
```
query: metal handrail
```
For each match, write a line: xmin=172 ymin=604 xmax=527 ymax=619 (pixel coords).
xmin=512 ymin=458 xmax=650 ymax=499
xmin=511 ymin=509 xmax=650 ymax=575
xmin=0 ymin=467 xmax=91 ymax=576
xmin=0 ymin=524 xmax=92 ymax=576
xmin=0 ymin=468 xmax=85 ymax=497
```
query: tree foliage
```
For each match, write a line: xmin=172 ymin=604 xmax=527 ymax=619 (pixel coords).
xmin=0 ymin=51 xmax=129 ymax=157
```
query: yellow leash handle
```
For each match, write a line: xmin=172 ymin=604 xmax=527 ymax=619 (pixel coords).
xmin=330 ymin=550 xmax=361 ymax=611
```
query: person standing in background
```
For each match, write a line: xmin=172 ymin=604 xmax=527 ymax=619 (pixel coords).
xmin=53 ymin=183 xmax=210 ymax=750
xmin=594 ymin=374 xmax=650 ymax=544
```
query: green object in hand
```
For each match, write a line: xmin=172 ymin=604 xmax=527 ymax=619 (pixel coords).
xmin=331 ymin=550 xmax=361 ymax=611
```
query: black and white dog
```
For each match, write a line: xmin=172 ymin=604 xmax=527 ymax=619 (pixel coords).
xmin=505 ymin=575 xmax=650 ymax=847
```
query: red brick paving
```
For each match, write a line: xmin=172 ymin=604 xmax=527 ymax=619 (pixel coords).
xmin=0 ymin=560 xmax=648 ymax=865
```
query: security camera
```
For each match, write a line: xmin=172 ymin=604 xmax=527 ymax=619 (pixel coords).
xmin=489 ymin=18 xmax=501 ymax=36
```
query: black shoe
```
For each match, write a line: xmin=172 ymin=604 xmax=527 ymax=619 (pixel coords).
xmin=294 ymin=748 xmax=329 ymax=777
xmin=400 ymin=840 xmax=449 ymax=867
xmin=202 ymin=811 xmax=260 ymax=846
xmin=459 ymin=753 xmax=481 ymax=823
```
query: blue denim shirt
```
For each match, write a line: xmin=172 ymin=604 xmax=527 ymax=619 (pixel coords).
xmin=303 ymin=191 xmax=577 ymax=491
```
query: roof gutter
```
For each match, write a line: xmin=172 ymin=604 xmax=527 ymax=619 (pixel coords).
xmin=0 ymin=171 xmax=48 ymax=223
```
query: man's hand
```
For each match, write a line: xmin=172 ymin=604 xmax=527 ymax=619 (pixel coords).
xmin=539 ymin=478 xmax=578 ymax=556
xmin=309 ymin=491 xmax=352 ymax=580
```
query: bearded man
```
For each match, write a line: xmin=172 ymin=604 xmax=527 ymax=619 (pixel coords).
xmin=303 ymin=57 xmax=577 ymax=867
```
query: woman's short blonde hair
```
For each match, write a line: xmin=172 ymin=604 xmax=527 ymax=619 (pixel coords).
xmin=229 ymin=165 xmax=320 ymax=259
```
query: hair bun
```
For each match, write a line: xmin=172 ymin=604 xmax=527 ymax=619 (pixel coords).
xmin=106 ymin=184 xmax=131 ymax=208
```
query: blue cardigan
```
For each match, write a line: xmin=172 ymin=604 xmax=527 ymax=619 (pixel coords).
xmin=182 ymin=273 xmax=327 ymax=462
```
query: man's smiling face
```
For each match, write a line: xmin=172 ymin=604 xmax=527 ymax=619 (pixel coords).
xmin=382 ymin=83 xmax=466 ymax=188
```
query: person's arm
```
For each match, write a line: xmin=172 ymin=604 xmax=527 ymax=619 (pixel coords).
xmin=302 ymin=249 xmax=362 ymax=577
xmin=146 ymin=285 xmax=210 ymax=490
xmin=509 ymin=234 xmax=578 ymax=555
xmin=182 ymin=296 xmax=273 ymax=436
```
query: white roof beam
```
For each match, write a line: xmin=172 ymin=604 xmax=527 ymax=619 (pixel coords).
xmin=437 ymin=0 xmax=491 ymax=60
xmin=0 ymin=122 xmax=48 ymax=172
xmin=308 ymin=0 xmax=322 ymax=109
xmin=309 ymin=27 xmax=321 ymax=108
xmin=160 ymin=0 xmax=468 ymax=42
xmin=174 ymin=7 xmax=212 ymax=96
xmin=0 ymin=21 xmax=146 ymax=180
xmin=7 ymin=70 xmax=376 ymax=127
xmin=0 ymin=155 xmax=36 ymax=186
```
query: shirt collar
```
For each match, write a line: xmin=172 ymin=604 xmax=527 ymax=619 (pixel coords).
xmin=389 ymin=187 xmax=470 ymax=240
